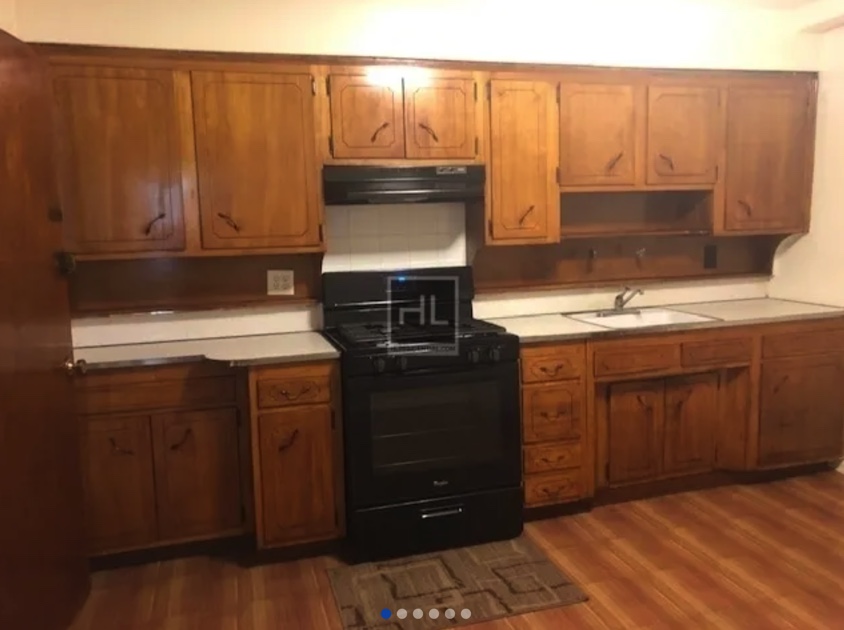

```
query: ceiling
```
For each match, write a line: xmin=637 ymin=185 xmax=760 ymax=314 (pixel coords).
xmin=710 ymin=0 xmax=817 ymax=8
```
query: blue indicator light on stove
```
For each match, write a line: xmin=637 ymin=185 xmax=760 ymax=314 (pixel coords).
xmin=396 ymin=276 xmax=406 ymax=282
xmin=380 ymin=608 xmax=391 ymax=619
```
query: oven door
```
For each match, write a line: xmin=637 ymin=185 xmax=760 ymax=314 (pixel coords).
xmin=343 ymin=362 xmax=521 ymax=509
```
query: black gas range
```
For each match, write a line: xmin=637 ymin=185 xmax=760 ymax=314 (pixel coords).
xmin=321 ymin=266 xmax=523 ymax=561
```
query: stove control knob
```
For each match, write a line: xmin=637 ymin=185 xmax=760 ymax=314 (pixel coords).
xmin=468 ymin=349 xmax=481 ymax=364
xmin=372 ymin=357 xmax=387 ymax=374
xmin=489 ymin=347 xmax=502 ymax=363
xmin=398 ymin=356 xmax=408 ymax=371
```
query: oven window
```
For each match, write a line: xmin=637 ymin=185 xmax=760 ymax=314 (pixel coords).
xmin=370 ymin=381 xmax=504 ymax=475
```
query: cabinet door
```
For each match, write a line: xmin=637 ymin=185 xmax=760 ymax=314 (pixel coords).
xmin=522 ymin=381 xmax=583 ymax=443
xmin=258 ymin=406 xmax=337 ymax=546
xmin=151 ymin=409 xmax=242 ymax=540
xmin=559 ymin=83 xmax=638 ymax=186
xmin=663 ymin=373 xmax=717 ymax=475
xmin=404 ymin=75 xmax=477 ymax=159
xmin=328 ymin=73 xmax=405 ymax=159
xmin=646 ymin=86 xmax=720 ymax=186
xmin=489 ymin=80 xmax=559 ymax=242
xmin=80 ymin=414 xmax=157 ymax=553
xmin=724 ymin=84 xmax=813 ymax=232
xmin=759 ymin=356 xmax=844 ymax=467
xmin=192 ymin=71 xmax=321 ymax=250
xmin=51 ymin=66 xmax=186 ymax=254
xmin=607 ymin=380 xmax=664 ymax=485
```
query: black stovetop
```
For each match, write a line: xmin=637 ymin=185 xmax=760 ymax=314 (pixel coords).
xmin=331 ymin=318 xmax=506 ymax=350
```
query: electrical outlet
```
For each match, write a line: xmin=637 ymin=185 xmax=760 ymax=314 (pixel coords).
xmin=267 ymin=270 xmax=295 ymax=296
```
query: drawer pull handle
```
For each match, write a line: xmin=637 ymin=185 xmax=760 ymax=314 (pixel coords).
xmin=658 ymin=153 xmax=675 ymax=171
xmin=169 ymin=428 xmax=193 ymax=451
xmin=143 ymin=213 xmax=166 ymax=236
xmin=518 ymin=205 xmax=535 ymax=226
xmin=217 ymin=212 xmax=241 ymax=232
xmin=277 ymin=429 xmax=300 ymax=453
xmin=738 ymin=199 xmax=754 ymax=216
xmin=279 ymin=384 xmax=313 ymax=401
xmin=540 ymin=456 xmax=565 ymax=465
xmin=540 ymin=486 xmax=564 ymax=498
xmin=109 ymin=438 xmax=134 ymax=457
xmin=539 ymin=411 xmax=566 ymax=421
xmin=418 ymin=122 xmax=439 ymax=143
xmin=538 ymin=363 xmax=564 ymax=376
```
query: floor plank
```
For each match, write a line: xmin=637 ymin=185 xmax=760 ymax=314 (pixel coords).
xmin=69 ymin=472 xmax=844 ymax=630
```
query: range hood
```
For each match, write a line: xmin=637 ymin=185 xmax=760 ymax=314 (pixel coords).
xmin=322 ymin=165 xmax=485 ymax=205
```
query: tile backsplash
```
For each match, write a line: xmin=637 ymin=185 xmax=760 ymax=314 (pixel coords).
xmin=322 ymin=203 xmax=467 ymax=272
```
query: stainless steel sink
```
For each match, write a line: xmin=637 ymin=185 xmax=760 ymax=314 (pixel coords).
xmin=567 ymin=307 xmax=717 ymax=330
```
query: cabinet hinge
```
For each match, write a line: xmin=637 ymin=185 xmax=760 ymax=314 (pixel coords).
xmin=311 ymin=76 xmax=317 ymax=96
xmin=486 ymin=82 xmax=491 ymax=100
xmin=326 ymin=76 xmax=331 ymax=96
xmin=473 ymin=82 xmax=478 ymax=102
xmin=319 ymin=223 xmax=325 ymax=242
xmin=487 ymin=218 xmax=493 ymax=237
xmin=556 ymin=166 xmax=561 ymax=185
xmin=474 ymin=137 xmax=479 ymax=156
xmin=556 ymin=84 xmax=561 ymax=104
xmin=328 ymin=135 xmax=335 ymax=155
xmin=54 ymin=251 xmax=77 ymax=276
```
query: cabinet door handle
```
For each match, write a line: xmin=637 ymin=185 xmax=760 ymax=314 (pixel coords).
xmin=217 ymin=212 xmax=241 ymax=232
xmin=738 ymin=199 xmax=754 ymax=216
xmin=773 ymin=374 xmax=789 ymax=394
xmin=279 ymin=384 xmax=313 ymax=401
xmin=673 ymin=399 xmax=685 ymax=418
xmin=605 ymin=151 xmax=624 ymax=173
xmin=278 ymin=429 xmax=300 ymax=453
xmin=518 ymin=205 xmax=535 ymax=226
xmin=658 ymin=153 xmax=675 ymax=171
xmin=540 ymin=455 xmax=565 ymax=466
xmin=169 ymin=428 xmax=193 ymax=451
xmin=539 ymin=410 xmax=566 ymax=421
xmin=109 ymin=438 xmax=134 ymax=456
xmin=540 ymin=486 xmax=563 ymax=498
xmin=418 ymin=122 xmax=439 ymax=143
xmin=143 ymin=213 xmax=166 ymax=236
xmin=370 ymin=122 xmax=390 ymax=143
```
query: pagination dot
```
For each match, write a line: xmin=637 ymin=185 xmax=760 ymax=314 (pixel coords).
xmin=429 ymin=608 xmax=440 ymax=619
xmin=461 ymin=608 xmax=472 ymax=619
xmin=413 ymin=608 xmax=424 ymax=619
xmin=396 ymin=608 xmax=407 ymax=619
xmin=445 ymin=608 xmax=456 ymax=619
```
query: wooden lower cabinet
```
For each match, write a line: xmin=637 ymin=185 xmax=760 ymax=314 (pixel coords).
xmin=151 ymin=409 xmax=243 ymax=540
xmin=257 ymin=406 xmax=338 ymax=546
xmin=759 ymin=355 xmax=844 ymax=467
xmin=81 ymin=414 xmax=158 ymax=552
xmin=250 ymin=361 xmax=343 ymax=549
xmin=606 ymin=372 xmax=718 ymax=487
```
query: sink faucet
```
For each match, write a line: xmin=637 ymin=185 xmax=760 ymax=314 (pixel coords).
xmin=613 ymin=287 xmax=644 ymax=311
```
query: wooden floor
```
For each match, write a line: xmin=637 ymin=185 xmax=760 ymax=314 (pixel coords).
xmin=69 ymin=472 xmax=844 ymax=630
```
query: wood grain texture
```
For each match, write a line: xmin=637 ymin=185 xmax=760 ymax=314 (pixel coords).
xmin=0 ymin=29 xmax=90 ymax=630
xmin=404 ymin=74 xmax=477 ymax=160
xmin=69 ymin=472 xmax=844 ymax=630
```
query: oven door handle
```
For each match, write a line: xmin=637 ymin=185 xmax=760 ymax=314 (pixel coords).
xmin=420 ymin=506 xmax=464 ymax=520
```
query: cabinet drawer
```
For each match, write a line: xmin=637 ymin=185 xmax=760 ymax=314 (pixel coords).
xmin=763 ymin=325 xmax=844 ymax=359
xmin=524 ymin=442 xmax=582 ymax=474
xmin=77 ymin=376 xmax=237 ymax=415
xmin=682 ymin=338 xmax=752 ymax=367
xmin=525 ymin=471 xmax=584 ymax=507
xmin=521 ymin=344 xmax=585 ymax=383
xmin=594 ymin=343 xmax=680 ymax=377
xmin=522 ymin=381 xmax=583 ymax=443
xmin=254 ymin=362 xmax=333 ymax=410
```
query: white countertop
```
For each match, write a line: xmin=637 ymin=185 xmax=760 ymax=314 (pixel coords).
xmin=74 ymin=331 xmax=340 ymax=370
xmin=490 ymin=298 xmax=844 ymax=343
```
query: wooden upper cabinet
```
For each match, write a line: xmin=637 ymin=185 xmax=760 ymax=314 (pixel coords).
xmin=80 ymin=414 xmax=157 ymax=553
xmin=606 ymin=380 xmax=664 ymax=485
xmin=328 ymin=72 xmax=405 ymax=159
xmin=51 ymin=65 xmax=186 ymax=254
xmin=151 ymin=409 xmax=243 ymax=541
xmin=724 ymin=83 xmax=814 ymax=233
xmin=488 ymin=80 xmax=560 ymax=243
xmin=646 ymin=86 xmax=721 ymax=186
xmin=258 ymin=406 xmax=337 ymax=546
xmin=404 ymin=76 xmax=477 ymax=159
xmin=192 ymin=71 xmax=323 ymax=250
xmin=663 ymin=373 xmax=717 ymax=475
xmin=559 ymin=83 xmax=639 ymax=186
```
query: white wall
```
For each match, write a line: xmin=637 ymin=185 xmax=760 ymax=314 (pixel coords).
xmin=15 ymin=0 xmax=820 ymax=70
xmin=769 ymin=27 xmax=844 ymax=306
xmin=0 ymin=0 xmax=16 ymax=33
